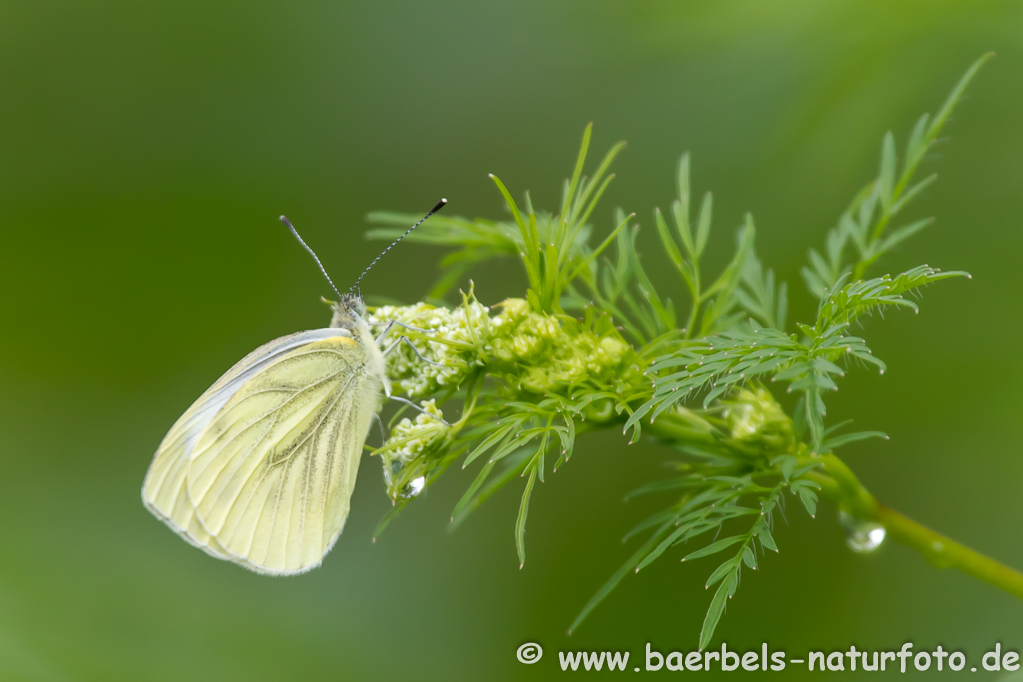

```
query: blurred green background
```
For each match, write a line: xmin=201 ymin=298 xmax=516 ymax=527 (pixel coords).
xmin=2 ymin=1 xmax=1022 ymax=679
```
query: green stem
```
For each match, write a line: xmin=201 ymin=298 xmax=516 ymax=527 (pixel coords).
xmin=805 ymin=453 xmax=1023 ymax=600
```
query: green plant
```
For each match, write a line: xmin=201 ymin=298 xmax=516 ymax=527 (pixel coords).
xmin=361 ymin=54 xmax=1020 ymax=649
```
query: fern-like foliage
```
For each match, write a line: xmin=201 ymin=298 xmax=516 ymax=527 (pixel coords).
xmin=363 ymin=55 xmax=990 ymax=649
xmin=632 ymin=264 xmax=965 ymax=451
xmin=802 ymin=55 xmax=989 ymax=295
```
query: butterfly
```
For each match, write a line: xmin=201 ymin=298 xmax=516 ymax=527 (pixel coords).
xmin=141 ymin=199 xmax=446 ymax=575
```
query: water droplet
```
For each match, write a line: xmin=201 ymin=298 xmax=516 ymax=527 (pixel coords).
xmin=839 ymin=510 xmax=886 ymax=553
xmin=399 ymin=476 xmax=426 ymax=500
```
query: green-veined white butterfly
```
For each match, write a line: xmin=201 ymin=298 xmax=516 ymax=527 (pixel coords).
xmin=142 ymin=199 xmax=447 ymax=575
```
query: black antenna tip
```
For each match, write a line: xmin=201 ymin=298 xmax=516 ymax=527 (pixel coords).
xmin=348 ymin=198 xmax=447 ymax=292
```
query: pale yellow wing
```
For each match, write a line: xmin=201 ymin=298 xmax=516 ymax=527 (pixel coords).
xmin=187 ymin=335 xmax=380 ymax=575
xmin=142 ymin=328 xmax=379 ymax=574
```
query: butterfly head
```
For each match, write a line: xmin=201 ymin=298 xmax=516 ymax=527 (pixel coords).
xmin=330 ymin=292 xmax=367 ymax=329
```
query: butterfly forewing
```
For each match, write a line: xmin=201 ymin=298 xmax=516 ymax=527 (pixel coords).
xmin=142 ymin=327 xmax=381 ymax=575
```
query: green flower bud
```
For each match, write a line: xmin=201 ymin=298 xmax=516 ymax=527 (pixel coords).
xmin=722 ymin=387 xmax=794 ymax=454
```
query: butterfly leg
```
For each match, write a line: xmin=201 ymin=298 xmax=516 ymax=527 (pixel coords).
xmin=380 ymin=336 xmax=446 ymax=368
xmin=372 ymin=319 xmax=434 ymax=341
xmin=384 ymin=391 xmax=451 ymax=426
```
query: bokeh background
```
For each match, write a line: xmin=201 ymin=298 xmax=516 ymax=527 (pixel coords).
xmin=2 ymin=1 xmax=1022 ymax=679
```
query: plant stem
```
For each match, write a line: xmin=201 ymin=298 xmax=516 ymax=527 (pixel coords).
xmin=805 ymin=453 xmax=1023 ymax=600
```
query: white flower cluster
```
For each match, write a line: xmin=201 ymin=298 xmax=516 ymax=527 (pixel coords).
xmin=367 ymin=301 xmax=491 ymax=397
xmin=380 ymin=399 xmax=448 ymax=500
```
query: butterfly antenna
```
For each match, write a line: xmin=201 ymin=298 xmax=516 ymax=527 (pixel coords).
xmin=279 ymin=215 xmax=343 ymax=299
xmin=349 ymin=198 xmax=447 ymax=294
